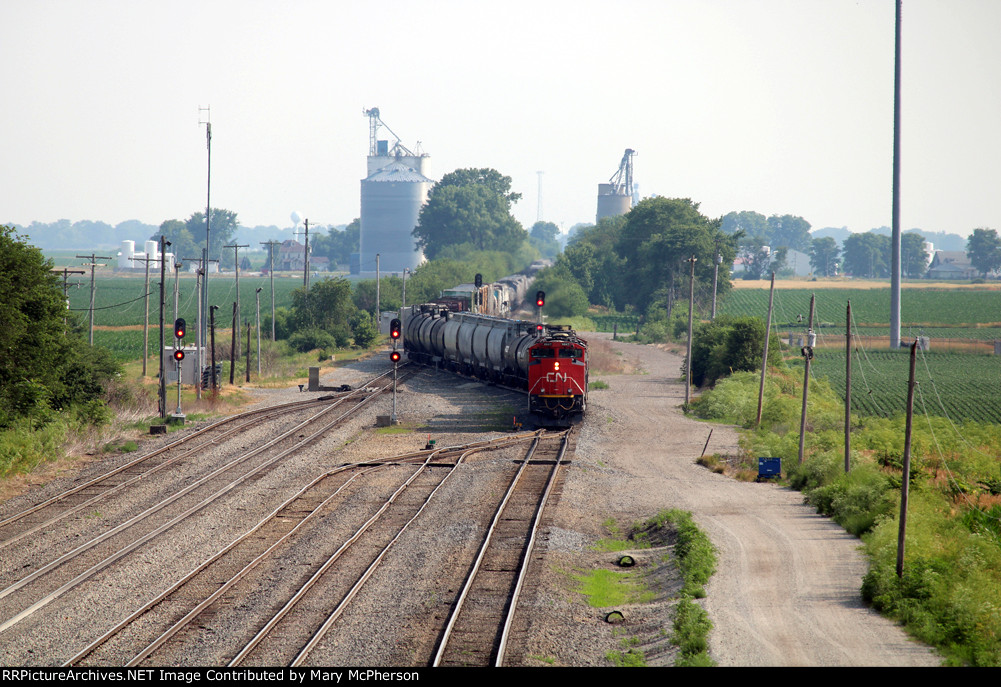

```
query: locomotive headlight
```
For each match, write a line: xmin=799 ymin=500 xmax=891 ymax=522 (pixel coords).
xmin=554 ymin=362 xmax=560 ymax=370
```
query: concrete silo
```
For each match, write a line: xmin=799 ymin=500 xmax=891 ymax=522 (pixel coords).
xmin=596 ymin=149 xmax=636 ymax=223
xmin=358 ymin=108 xmax=431 ymax=274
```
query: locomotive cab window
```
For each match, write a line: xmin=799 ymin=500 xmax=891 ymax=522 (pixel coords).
xmin=558 ymin=348 xmax=580 ymax=359
xmin=531 ymin=348 xmax=555 ymax=358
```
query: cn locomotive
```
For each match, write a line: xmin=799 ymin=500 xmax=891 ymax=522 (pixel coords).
xmin=401 ymin=298 xmax=588 ymax=425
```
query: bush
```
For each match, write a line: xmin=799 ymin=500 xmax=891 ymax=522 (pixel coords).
xmin=688 ymin=316 xmax=783 ymax=388
xmin=288 ymin=328 xmax=335 ymax=353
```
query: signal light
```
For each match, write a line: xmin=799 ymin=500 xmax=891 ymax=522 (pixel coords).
xmin=474 ymin=273 xmax=482 ymax=288
xmin=390 ymin=318 xmax=402 ymax=340
xmin=174 ymin=318 xmax=186 ymax=340
xmin=535 ymin=291 xmax=545 ymax=308
xmin=390 ymin=350 xmax=401 ymax=363
xmin=173 ymin=348 xmax=185 ymax=362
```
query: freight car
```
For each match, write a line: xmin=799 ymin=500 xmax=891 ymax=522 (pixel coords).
xmin=402 ymin=304 xmax=587 ymax=425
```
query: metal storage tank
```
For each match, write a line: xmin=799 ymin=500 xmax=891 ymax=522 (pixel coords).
xmin=596 ymin=183 xmax=632 ymax=223
xmin=359 ymin=159 xmax=432 ymax=274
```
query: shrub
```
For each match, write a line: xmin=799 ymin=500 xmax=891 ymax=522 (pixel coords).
xmin=288 ymin=328 xmax=335 ymax=353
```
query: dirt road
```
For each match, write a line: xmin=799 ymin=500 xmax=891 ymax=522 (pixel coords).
xmin=559 ymin=334 xmax=938 ymax=666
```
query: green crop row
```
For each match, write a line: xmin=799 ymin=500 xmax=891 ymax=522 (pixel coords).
xmin=720 ymin=288 xmax=1001 ymax=328
xmin=808 ymin=349 xmax=1001 ymax=424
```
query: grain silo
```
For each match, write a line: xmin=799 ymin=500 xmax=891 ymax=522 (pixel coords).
xmin=596 ymin=149 xmax=636 ymax=223
xmin=358 ymin=108 xmax=431 ymax=274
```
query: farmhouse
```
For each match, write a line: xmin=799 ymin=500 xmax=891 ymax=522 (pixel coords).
xmin=926 ymin=251 xmax=977 ymax=280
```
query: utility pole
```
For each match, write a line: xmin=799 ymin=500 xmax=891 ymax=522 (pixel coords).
xmin=896 ymin=341 xmax=917 ymax=578
xmin=376 ymin=253 xmax=381 ymax=323
xmin=51 ymin=267 xmax=85 ymax=335
xmin=303 ymin=219 xmax=310 ymax=290
xmin=129 ymin=256 xmax=156 ymax=377
xmin=756 ymin=272 xmax=775 ymax=426
xmin=245 ymin=320 xmax=251 ymax=383
xmin=224 ymin=243 xmax=249 ymax=359
xmin=255 ymin=288 xmax=262 ymax=377
xmin=210 ymin=305 xmax=219 ymax=394
xmin=261 ymin=240 xmax=278 ymax=341
xmin=158 ymin=237 xmax=170 ymax=419
xmin=200 ymin=109 xmax=212 ymax=360
xmin=711 ymin=237 xmax=722 ymax=320
xmin=76 ymin=253 xmax=113 ymax=345
xmin=798 ymin=294 xmax=816 ymax=464
xmin=845 ymin=301 xmax=853 ymax=473
xmin=230 ymin=301 xmax=238 ymax=385
xmin=685 ymin=255 xmax=697 ymax=406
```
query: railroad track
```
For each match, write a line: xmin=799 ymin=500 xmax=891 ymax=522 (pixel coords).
xmin=0 ymin=370 xmax=403 ymax=642
xmin=64 ymin=431 xmax=546 ymax=667
xmin=432 ymin=430 xmax=571 ymax=667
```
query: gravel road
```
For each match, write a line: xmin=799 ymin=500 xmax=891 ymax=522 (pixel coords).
xmin=535 ymin=333 xmax=940 ymax=667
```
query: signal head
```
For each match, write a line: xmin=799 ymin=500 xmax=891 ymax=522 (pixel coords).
xmin=173 ymin=317 xmax=186 ymax=340
xmin=474 ymin=273 xmax=482 ymax=288
xmin=390 ymin=318 xmax=402 ymax=340
xmin=390 ymin=350 xmax=401 ymax=363
xmin=535 ymin=290 xmax=545 ymax=308
xmin=173 ymin=348 xmax=185 ymax=362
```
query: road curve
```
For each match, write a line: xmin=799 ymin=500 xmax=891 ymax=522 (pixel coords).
xmin=580 ymin=335 xmax=938 ymax=667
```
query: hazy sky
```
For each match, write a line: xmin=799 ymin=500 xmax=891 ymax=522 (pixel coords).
xmin=2 ymin=0 xmax=999 ymax=238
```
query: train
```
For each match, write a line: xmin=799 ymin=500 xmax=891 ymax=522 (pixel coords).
xmin=400 ymin=270 xmax=587 ymax=425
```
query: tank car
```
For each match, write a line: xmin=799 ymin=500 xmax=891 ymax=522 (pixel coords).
xmin=402 ymin=305 xmax=587 ymax=424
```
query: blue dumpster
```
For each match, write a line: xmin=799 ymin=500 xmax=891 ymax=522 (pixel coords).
xmin=758 ymin=457 xmax=781 ymax=479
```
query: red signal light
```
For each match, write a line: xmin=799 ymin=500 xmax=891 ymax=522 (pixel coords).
xmin=390 ymin=350 xmax=401 ymax=362
xmin=173 ymin=348 xmax=185 ymax=362
xmin=174 ymin=318 xmax=186 ymax=340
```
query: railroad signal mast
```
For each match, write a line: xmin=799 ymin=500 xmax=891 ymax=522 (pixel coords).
xmin=535 ymin=290 xmax=545 ymax=328
xmin=390 ymin=318 xmax=402 ymax=423
xmin=172 ymin=318 xmax=187 ymax=422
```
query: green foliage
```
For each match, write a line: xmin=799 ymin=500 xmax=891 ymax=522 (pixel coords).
xmin=0 ymin=226 xmax=120 ymax=429
xmin=966 ymin=227 xmax=1001 ymax=278
xmin=672 ymin=598 xmax=715 ymax=666
xmin=693 ymin=360 xmax=1001 ymax=665
xmin=287 ymin=328 xmax=336 ymax=354
xmin=412 ymin=168 xmax=527 ymax=260
xmin=688 ymin=315 xmax=783 ymax=388
xmin=531 ymin=265 xmax=590 ymax=318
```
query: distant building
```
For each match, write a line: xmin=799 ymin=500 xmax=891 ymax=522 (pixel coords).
xmin=927 ymin=251 xmax=977 ymax=279
xmin=278 ymin=239 xmax=305 ymax=271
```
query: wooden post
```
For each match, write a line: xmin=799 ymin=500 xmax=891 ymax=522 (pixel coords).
xmin=230 ymin=301 xmax=238 ymax=385
xmin=685 ymin=255 xmax=697 ymax=405
xmin=756 ymin=272 xmax=775 ymax=426
xmin=896 ymin=341 xmax=917 ymax=577
xmin=245 ymin=321 xmax=251 ymax=383
xmin=798 ymin=294 xmax=815 ymax=464
xmin=845 ymin=301 xmax=852 ymax=473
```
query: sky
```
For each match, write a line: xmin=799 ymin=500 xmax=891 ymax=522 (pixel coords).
xmin=2 ymin=0 xmax=999 ymax=239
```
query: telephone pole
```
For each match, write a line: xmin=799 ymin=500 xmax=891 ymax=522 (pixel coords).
xmin=261 ymin=240 xmax=279 ymax=341
xmin=685 ymin=255 xmax=697 ymax=406
xmin=76 ymin=253 xmax=113 ymax=345
xmin=224 ymin=243 xmax=249 ymax=359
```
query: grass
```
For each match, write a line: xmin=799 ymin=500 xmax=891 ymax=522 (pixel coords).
xmin=692 ymin=366 xmax=1001 ymax=665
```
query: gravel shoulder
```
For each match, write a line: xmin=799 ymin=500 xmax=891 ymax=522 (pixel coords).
xmin=534 ymin=333 xmax=940 ymax=667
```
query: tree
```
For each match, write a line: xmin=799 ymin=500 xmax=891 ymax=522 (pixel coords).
xmin=0 ymin=226 xmax=118 ymax=428
xmin=310 ymin=219 xmax=359 ymax=268
xmin=966 ymin=227 xmax=1001 ymax=278
xmin=810 ymin=236 xmax=840 ymax=276
xmin=722 ymin=211 xmax=768 ymax=239
xmin=740 ymin=235 xmax=785 ymax=280
xmin=842 ymin=232 xmax=890 ymax=278
xmin=287 ymin=277 xmax=356 ymax=347
xmin=766 ymin=215 xmax=812 ymax=252
xmin=150 ymin=208 xmax=239 ymax=268
xmin=615 ymin=197 xmax=728 ymax=311
xmin=529 ymin=221 xmax=561 ymax=259
xmin=412 ymin=168 xmax=527 ymax=260
xmin=901 ymin=233 xmax=930 ymax=278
